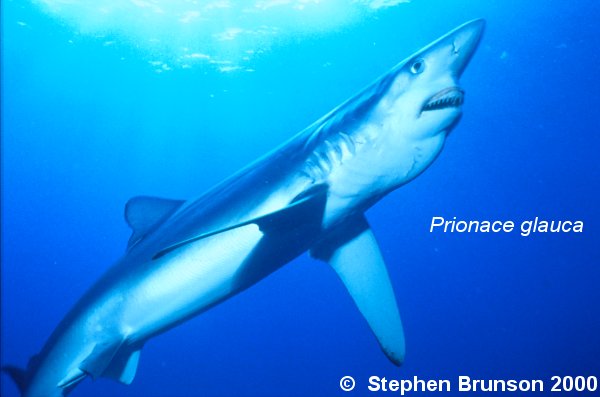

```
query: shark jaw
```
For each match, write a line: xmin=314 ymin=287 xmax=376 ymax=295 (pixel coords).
xmin=422 ymin=87 xmax=465 ymax=112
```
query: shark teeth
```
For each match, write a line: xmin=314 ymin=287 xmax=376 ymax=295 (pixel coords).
xmin=422 ymin=87 xmax=464 ymax=112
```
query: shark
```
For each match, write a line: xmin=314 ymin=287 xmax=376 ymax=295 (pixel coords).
xmin=3 ymin=19 xmax=485 ymax=396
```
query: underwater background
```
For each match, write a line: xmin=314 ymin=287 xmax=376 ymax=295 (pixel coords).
xmin=1 ymin=0 xmax=599 ymax=396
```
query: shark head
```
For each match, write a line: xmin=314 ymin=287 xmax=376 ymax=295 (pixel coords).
xmin=320 ymin=18 xmax=487 ymax=197
xmin=380 ymin=19 xmax=485 ymax=141
xmin=297 ymin=19 xmax=486 ymax=220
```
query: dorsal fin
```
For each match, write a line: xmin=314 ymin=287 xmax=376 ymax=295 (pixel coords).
xmin=27 ymin=354 xmax=41 ymax=371
xmin=125 ymin=196 xmax=185 ymax=248
xmin=2 ymin=365 xmax=29 ymax=394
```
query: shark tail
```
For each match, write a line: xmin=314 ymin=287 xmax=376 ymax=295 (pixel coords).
xmin=2 ymin=365 xmax=29 ymax=395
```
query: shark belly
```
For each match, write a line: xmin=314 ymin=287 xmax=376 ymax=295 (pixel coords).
xmin=120 ymin=224 xmax=263 ymax=342
xmin=120 ymin=200 xmax=320 ymax=343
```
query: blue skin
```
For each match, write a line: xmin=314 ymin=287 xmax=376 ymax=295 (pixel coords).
xmin=3 ymin=19 xmax=484 ymax=397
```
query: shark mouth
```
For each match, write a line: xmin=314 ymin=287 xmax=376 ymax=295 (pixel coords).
xmin=422 ymin=87 xmax=465 ymax=112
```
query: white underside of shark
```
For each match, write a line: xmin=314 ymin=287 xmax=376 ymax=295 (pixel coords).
xmin=3 ymin=19 xmax=484 ymax=397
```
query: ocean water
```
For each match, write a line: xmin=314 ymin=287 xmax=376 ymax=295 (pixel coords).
xmin=1 ymin=1 xmax=599 ymax=396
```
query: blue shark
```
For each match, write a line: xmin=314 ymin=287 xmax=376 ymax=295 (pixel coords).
xmin=3 ymin=19 xmax=484 ymax=396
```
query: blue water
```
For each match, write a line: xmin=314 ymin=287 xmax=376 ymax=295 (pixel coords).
xmin=2 ymin=0 xmax=599 ymax=396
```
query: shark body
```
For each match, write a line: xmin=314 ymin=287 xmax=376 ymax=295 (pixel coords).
xmin=4 ymin=19 xmax=484 ymax=396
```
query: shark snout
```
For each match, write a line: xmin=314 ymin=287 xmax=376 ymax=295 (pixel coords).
xmin=448 ymin=19 xmax=485 ymax=77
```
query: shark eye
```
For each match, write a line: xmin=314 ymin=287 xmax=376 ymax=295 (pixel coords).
xmin=410 ymin=59 xmax=425 ymax=74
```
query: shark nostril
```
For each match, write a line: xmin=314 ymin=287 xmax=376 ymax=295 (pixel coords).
xmin=452 ymin=41 xmax=459 ymax=55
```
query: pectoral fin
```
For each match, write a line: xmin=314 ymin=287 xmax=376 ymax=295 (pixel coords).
xmin=154 ymin=184 xmax=328 ymax=260
xmin=311 ymin=215 xmax=405 ymax=365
